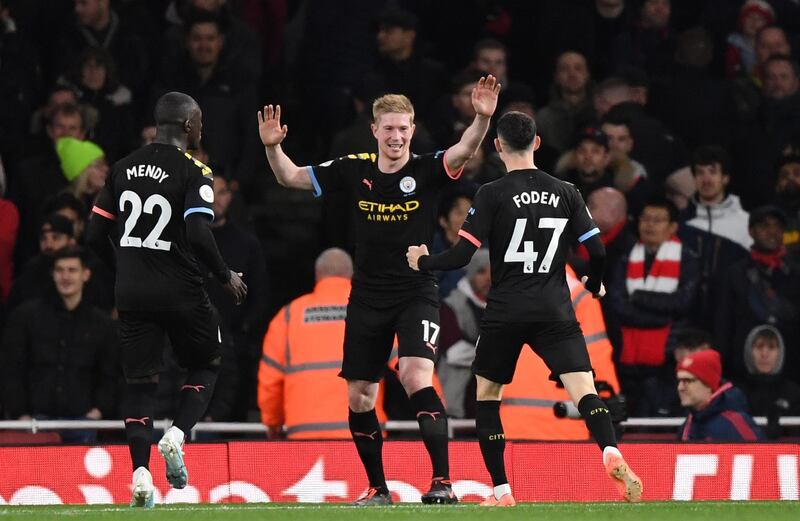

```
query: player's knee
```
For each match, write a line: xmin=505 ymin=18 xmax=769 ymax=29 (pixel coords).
xmin=347 ymin=380 xmax=378 ymax=412
xmin=126 ymin=375 xmax=159 ymax=385
xmin=398 ymin=362 xmax=433 ymax=395
xmin=476 ymin=376 xmax=503 ymax=401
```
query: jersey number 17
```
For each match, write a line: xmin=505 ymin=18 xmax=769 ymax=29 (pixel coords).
xmin=504 ymin=217 xmax=567 ymax=273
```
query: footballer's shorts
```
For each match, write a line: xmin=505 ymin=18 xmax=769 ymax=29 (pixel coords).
xmin=118 ymin=297 xmax=222 ymax=379
xmin=339 ymin=286 xmax=440 ymax=382
xmin=472 ymin=319 xmax=593 ymax=385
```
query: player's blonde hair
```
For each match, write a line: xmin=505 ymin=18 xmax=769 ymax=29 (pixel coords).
xmin=372 ymin=94 xmax=415 ymax=124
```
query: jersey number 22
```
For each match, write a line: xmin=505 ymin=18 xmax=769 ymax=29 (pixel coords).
xmin=119 ymin=190 xmax=173 ymax=251
xmin=504 ymin=217 xmax=567 ymax=273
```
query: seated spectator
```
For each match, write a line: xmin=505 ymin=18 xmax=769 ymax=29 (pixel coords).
xmin=673 ymin=327 xmax=713 ymax=363
xmin=206 ymin=176 xmax=268 ymax=420
xmin=610 ymin=0 xmax=676 ymax=79
xmin=655 ymin=327 xmax=714 ymax=417
xmin=608 ymin=197 xmax=699 ymax=416
xmin=775 ymin=155 xmax=800 ymax=253
xmin=42 ymin=192 xmax=87 ymax=242
xmin=715 ymin=205 xmax=800 ymax=380
xmin=437 ymin=249 xmax=490 ymax=418
xmin=501 ymin=264 xmax=620 ymax=439
xmin=677 ymin=350 xmax=763 ymax=441
xmin=58 ymin=47 xmax=135 ymax=162
xmin=56 ymin=137 xmax=108 ymax=214
xmin=7 ymin=214 xmax=113 ymax=311
xmin=258 ymin=248 xmax=388 ymax=439
xmin=556 ymin=126 xmax=615 ymax=198
xmin=725 ymin=0 xmax=775 ymax=79
xmin=535 ymin=50 xmax=595 ymax=153
xmin=600 ymin=114 xmax=652 ymax=215
xmin=680 ymin=145 xmax=751 ymax=326
xmin=738 ymin=325 xmax=800 ymax=439
xmin=431 ymin=188 xmax=474 ymax=299
xmin=0 ymin=246 xmax=118 ymax=442
xmin=429 ymin=68 xmax=484 ymax=148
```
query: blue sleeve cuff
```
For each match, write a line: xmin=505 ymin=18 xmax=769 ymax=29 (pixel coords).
xmin=307 ymin=166 xmax=322 ymax=198
xmin=578 ymin=227 xmax=600 ymax=243
xmin=184 ymin=207 xmax=215 ymax=221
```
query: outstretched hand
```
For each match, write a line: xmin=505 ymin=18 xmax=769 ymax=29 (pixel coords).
xmin=581 ymin=275 xmax=606 ymax=299
xmin=472 ymin=75 xmax=501 ymax=118
xmin=224 ymin=270 xmax=248 ymax=305
xmin=406 ymin=244 xmax=429 ymax=271
xmin=257 ymin=105 xmax=288 ymax=146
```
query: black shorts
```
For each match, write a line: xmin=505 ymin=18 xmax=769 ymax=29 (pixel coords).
xmin=339 ymin=289 xmax=440 ymax=382
xmin=118 ymin=298 xmax=222 ymax=379
xmin=472 ymin=320 xmax=592 ymax=384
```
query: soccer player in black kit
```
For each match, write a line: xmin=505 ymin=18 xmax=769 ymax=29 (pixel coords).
xmin=407 ymin=111 xmax=643 ymax=505
xmin=258 ymin=76 xmax=501 ymax=505
xmin=86 ymin=92 xmax=247 ymax=508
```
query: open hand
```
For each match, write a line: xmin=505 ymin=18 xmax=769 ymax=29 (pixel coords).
xmin=581 ymin=275 xmax=606 ymax=299
xmin=406 ymin=244 xmax=429 ymax=271
xmin=472 ymin=75 xmax=501 ymax=117
xmin=224 ymin=271 xmax=248 ymax=305
xmin=257 ymin=105 xmax=288 ymax=146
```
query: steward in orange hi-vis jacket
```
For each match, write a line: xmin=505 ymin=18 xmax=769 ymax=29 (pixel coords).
xmin=258 ymin=249 xmax=388 ymax=439
xmin=500 ymin=265 xmax=619 ymax=439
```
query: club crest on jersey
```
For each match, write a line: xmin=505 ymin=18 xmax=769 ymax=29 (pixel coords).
xmin=400 ymin=176 xmax=416 ymax=194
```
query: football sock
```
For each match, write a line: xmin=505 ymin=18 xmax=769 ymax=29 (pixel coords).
xmin=578 ymin=394 xmax=618 ymax=450
xmin=409 ymin=386 xmax=450 ymax=480
xmin=476 ymin=400 xmax=508 ymax=487
xmin=349 ymin=409 xmax=387 ymax=491
xmin=173 ymin=365 xmax=219 ymax=434
xmin=123 ymin=382 xmax=157 ymax=472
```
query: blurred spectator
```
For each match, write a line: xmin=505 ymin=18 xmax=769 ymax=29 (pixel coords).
xmin=429 ymin=68 xmax=484 ymax=148
xmin=593 ymin=77 xmax=632 ymax=120
xmin=536 ymin=51 xmax=595 ymax=153
xmin=738 ymin=325 xmax=800 ymax=439
xmin=54 ymin=0 xmax=149 ymax=96
xmin=664 ymin=167 xmax=696 ymax=212
xmin=28 ymin=85 xmax=80 ymax=137
xmin=679 ymin=146 xmax=750 ymax=327
xmin=0 ymin=159 xmax=18 ymax=306
xmin=56 ymin=137 xmax=108 ymax=213
xmin=500 ymin=264 xmax=620 ymax=439
xmin=715 ymin=205 xmax=800 ymax=380
xmin=6 ymin=214 xmax=113 ymax=312
xmin=41 ymin=192 xmax=87 ymax=242
xmin=10 ymin=104 xmax=86 ymax=265
xmin=600 ymin=114 xmax=652 ymax=216
xmin=673 ymin=327 xmax=712 ymax=363
xmin=608 ymin=197 xmax=699 ymax=416
xmin=59 ymin=47 xmax=136 ymax=162
xmin=677 ymin=349 xmax=763 ymax=441
xmin=557 ymin=126 xmax=615 ymax=197
xmin=611 ymin=0 xmax=676 ymax=79
xmin=470 ymin=38 xmax=529 ymax=110
xmin=589 ymin=0 xmax=635 ymax=77
xmin=724 ymin=0 xmax=775 ymax=79
xmin=258 ymin=248 xmax=387 ymax=438
xmin=775 ymin=155 xmax=800 ymax=252
xmin=205 ymin=176 xmax=268 ymax=420
xmin=372 ymin=6 xmax=447 ymax=122
xmin=650 ymin=27 xmax=734 ymax=151
xmin=437 ymin=249 xmax=489 ymax=418
xmin=431 ymin=188 xmax=474 ymax=299
xmin=155 ymin=9 xmax=262 ymax=193
xmin=0 ymin=246 xmax=118 ymax=442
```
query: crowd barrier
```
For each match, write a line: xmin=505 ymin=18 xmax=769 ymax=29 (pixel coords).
xmin=0 ymin=441 xmax=798 ymax=504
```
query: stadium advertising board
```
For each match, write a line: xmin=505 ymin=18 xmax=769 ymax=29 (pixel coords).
xmin=0 ymin=442 xmax=797 ymax=504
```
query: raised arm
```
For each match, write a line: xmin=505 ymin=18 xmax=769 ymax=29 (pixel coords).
xmin=257 ymin=105 xmax=313 ymax=190
xmin=444 ymin=75 xmax=501 ymax=172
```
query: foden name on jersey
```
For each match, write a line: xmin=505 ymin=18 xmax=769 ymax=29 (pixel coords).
xmin=126 ymin=164 xmax=170 ymax=183
xmin=512 ymin=190 xmax=561 ymax=209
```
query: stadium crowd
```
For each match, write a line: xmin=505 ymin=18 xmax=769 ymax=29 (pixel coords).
xmin=1 ymin=0 xmax=799 ymax=441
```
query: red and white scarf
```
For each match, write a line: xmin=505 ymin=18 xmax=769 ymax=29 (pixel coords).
xmin=620 ymin=236 xmax=682 ymax=366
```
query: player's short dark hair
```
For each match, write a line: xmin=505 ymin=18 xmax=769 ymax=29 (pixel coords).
xmin=640 ymin=195 xmax=679 ymax=223
xmin=676 ymin=327 xmax=713 ymax=350
xmin=52 ymin=245 xmax=88 ymax=267
xmin=496 ymin=111 xmax=537 ymax=152
xmin=473 ymin=38 xmax=506 ymax=58
xmin=42 ymin=192 xmax=87 ymax=220
xmin=438 ymin=186 xmax=476 ymax=221
xmin=691 ymin=145 xmax=730 ymax=176
xmin=601 ymin=111 xmax=633 ymax=130
xmin=154 ymin=92 xmax=199 ymax=126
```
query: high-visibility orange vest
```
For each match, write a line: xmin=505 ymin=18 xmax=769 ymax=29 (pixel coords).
xmin=500 ymin=266 xmax=619 ymax=440
xmin=257 ymin=277 xmax=388 ymax=439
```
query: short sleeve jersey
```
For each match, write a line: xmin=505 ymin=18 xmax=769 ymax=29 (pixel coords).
xmin=459 ymin=169 xmax=599 ymax=322
xmin=92 ymin=143 xmax=215 ymax=311
xmin=308 ymin=151 xmax=462 ymax=297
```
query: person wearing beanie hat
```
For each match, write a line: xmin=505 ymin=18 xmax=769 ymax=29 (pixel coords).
xmin=677 ymin=349 xmax=763 ymax=441
xmin=725 ymin=0 xmax=776 ymax=78
xmin=56 ymin=137 xmax=105 ymax=182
